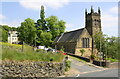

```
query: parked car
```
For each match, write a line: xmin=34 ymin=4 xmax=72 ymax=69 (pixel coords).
xmin=47 ymin=48 xmax=56 ymax=53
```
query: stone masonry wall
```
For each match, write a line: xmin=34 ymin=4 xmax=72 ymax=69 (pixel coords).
xmin=1 ymin=60 xmax=65 ymax=78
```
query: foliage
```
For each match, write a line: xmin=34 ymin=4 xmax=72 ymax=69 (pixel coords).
xmin=1 ymin=42 xmax=64 ymax=62
xmin=107 ymin=58 xmax=118 ymax=62
xmin=106 ymin=37 xmax=118 ymax=59
xmin=18 ymin=18 xmax=36 ymax=45
xmin=94 ymin=32 xmax=118 ymax=60
xmin=0 ymin=25 xmax=10 ymax=42
xmin=0 ymin=25 xmax=18 ymax=42
xmin=65 ymin=60 xmax=71 ymax=71
xmin=37 ymin=5 xmax=47 ymax=31
xmin=79 ymin=49 xmax=85 ymax=56
xmin=39 ymin=32 xmax=52 ymax=47
xmin=46 ymin=16 xmax=66 ymax=41
xmin=35 ymin=6 xmax=66 ymax=47
xmin=90 ymin=54 xmax=96 ymax=60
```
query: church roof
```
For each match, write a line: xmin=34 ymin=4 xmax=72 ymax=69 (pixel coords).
xmin=54 ymin=28 xmax=84 ymax=43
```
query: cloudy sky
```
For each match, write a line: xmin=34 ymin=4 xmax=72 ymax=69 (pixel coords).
xmin=0 ymin=0 xmax=118 ymax=37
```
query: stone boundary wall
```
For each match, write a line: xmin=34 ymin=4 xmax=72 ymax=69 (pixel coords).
xmin=0 ymin=60 xmax=65 ymax=78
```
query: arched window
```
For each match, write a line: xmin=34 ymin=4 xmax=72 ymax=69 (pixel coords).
xmin=82 ymin=38 xmax=89 ymax=48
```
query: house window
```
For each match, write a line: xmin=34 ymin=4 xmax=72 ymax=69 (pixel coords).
xmin=82 ymin=38 xmax=89 ymax=48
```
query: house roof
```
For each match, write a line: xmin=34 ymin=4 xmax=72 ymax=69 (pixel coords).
xmin=54 ymin=28 xmax=85 ymax=43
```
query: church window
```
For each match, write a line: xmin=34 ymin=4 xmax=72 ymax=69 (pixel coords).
xmin=82 ymin=38 xmax=89 ymax=48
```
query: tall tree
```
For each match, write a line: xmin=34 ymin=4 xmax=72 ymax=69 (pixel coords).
xmin=18 ymin=18 xmax=36 ymax=45
xmin=37 ymin=5 xmax=47 ymax=31
xmin=46 ymin=16 xmax=66 ymax=41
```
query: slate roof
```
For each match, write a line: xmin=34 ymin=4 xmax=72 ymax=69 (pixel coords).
xmin=54 ymin=28 xmax=84 ymax=43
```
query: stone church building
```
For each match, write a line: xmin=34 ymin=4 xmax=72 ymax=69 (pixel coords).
xmin=54 ymin=7 xmax=101 ymax=57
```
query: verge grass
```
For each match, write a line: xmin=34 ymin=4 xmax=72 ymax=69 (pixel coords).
xmin=69 ymin=55 xmax=87 ymax=63
xmin=1 ymin=42 xmax=64 ymax=62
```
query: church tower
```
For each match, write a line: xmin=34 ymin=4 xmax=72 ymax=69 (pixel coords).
xmin=85 ymin=6 xmax=101 ymax=36
xmin=85 ymin=6 xmax=102 ymax=54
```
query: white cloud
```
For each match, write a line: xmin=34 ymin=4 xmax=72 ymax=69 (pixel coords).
xmin=65 ymin=23 xmax=74 ymax=31
xmin=0 ymin=14 xmax=6 ymax=20
xmin=19 ymin=0 xmax=69 ymax=10
xmin=101 ymin=7 xmax=118 ymax=37
xmin=1 ymin=20 xmax=23 ymax=27
xmin=109 ymin=6 xmax=118 ymax=14
xmin=65 ymin=23 xmax=84 ymax=32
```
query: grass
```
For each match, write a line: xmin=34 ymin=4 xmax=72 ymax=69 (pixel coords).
xmin=1 ymin=42 xmax=64 ymax=62
xmin=69 ymin=55 xmax=87 ymax=63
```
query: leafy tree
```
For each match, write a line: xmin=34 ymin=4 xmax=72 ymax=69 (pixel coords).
xmin=1 ymin=25 xmax=11 ymax=31
xmin=46 ymin=16 xmax=66 ymax=41
xmin=0 ymin=25 xmax=11 ymax=42
xmin=39 ymin=32 xmax=52 ymax=47
xmin=35 ymin=5 xmax=66 ymax=47
xmin=18 ymin=18 xmax=36 ymax=45
xmin=94 ymin=32 xmax=118 ymax=60
xmin=107 ymin=37 xmax=118 ymax=59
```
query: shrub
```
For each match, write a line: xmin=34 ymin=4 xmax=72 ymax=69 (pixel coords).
xmin=65 ymin=60 xmax=71 ymax=71
xmin=107 ymin=58 xmax=118 ymax=62
xmin=90 ymin=54 xmax=96 ymax=60
xmin=79 ymin=49 xmax=85 ymax=56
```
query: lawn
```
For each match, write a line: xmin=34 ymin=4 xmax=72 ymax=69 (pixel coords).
xmin=1 ymin=42 xmax=64 ymax=62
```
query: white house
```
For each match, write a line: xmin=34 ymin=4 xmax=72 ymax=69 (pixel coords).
xmin=8 ymin=31 xmax=19 ymax=44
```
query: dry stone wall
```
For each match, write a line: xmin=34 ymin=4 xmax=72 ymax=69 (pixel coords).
xmin=1 ymin=60 xmax=65 ymax=78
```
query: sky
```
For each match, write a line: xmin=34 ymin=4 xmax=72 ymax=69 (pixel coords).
xmin=0 ymin=0 xmax=118 ymax=37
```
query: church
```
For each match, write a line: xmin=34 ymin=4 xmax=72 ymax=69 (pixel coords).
xmin=54 ymin=7 xmax=102 ymax=57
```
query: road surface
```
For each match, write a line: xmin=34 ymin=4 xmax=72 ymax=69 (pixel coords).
xmin=64 ymin=56 xmax=118 ymax=78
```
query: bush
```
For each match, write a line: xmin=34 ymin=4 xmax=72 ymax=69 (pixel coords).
xmin=79 ymin=49 xmax=85 ymax=56
xmin=90 ymin=54 xmax=96 ymax=60
xmin=107 ymin=58 xmax=118 ymax=62
xmin=65 ymin=60 xmax=71 ymax=71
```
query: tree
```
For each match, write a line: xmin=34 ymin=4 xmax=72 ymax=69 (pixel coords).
xmin=107 ymin=37 xmax=118 ymax=59
xmin=46 ymin=16 xmax=66 ymax=41
xmin=37 ymin=5 xmax=47 ymax=31
xmin=18 ymin=18 xmax=36 ymax=45
xmin=39 ymin=32 xmax=52 ymax=47
xmin=0 ymin=25 xmax=11 ymax=42
xmin=35 ymin=5 xmax=66 ymax=47
xmin=94 ymin=32 xmax=118 ymax=60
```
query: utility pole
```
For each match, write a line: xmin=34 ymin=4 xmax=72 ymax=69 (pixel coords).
xmin=100 ymin=36 xmax=102 ymax=66
xmin=22 ymin=41 xmax=24 ymax=52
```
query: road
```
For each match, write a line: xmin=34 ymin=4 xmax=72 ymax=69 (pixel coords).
xmin=77 ymin=68 xmax=118 ymax=77
xmin=64 ymin=56 xmax=119 ymax=78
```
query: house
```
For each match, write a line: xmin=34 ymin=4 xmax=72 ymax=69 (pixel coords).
xmin=8 ymin=31 xmax=19 ymax=44
xmin=54 ymin=7 xmax=101 ymax=57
